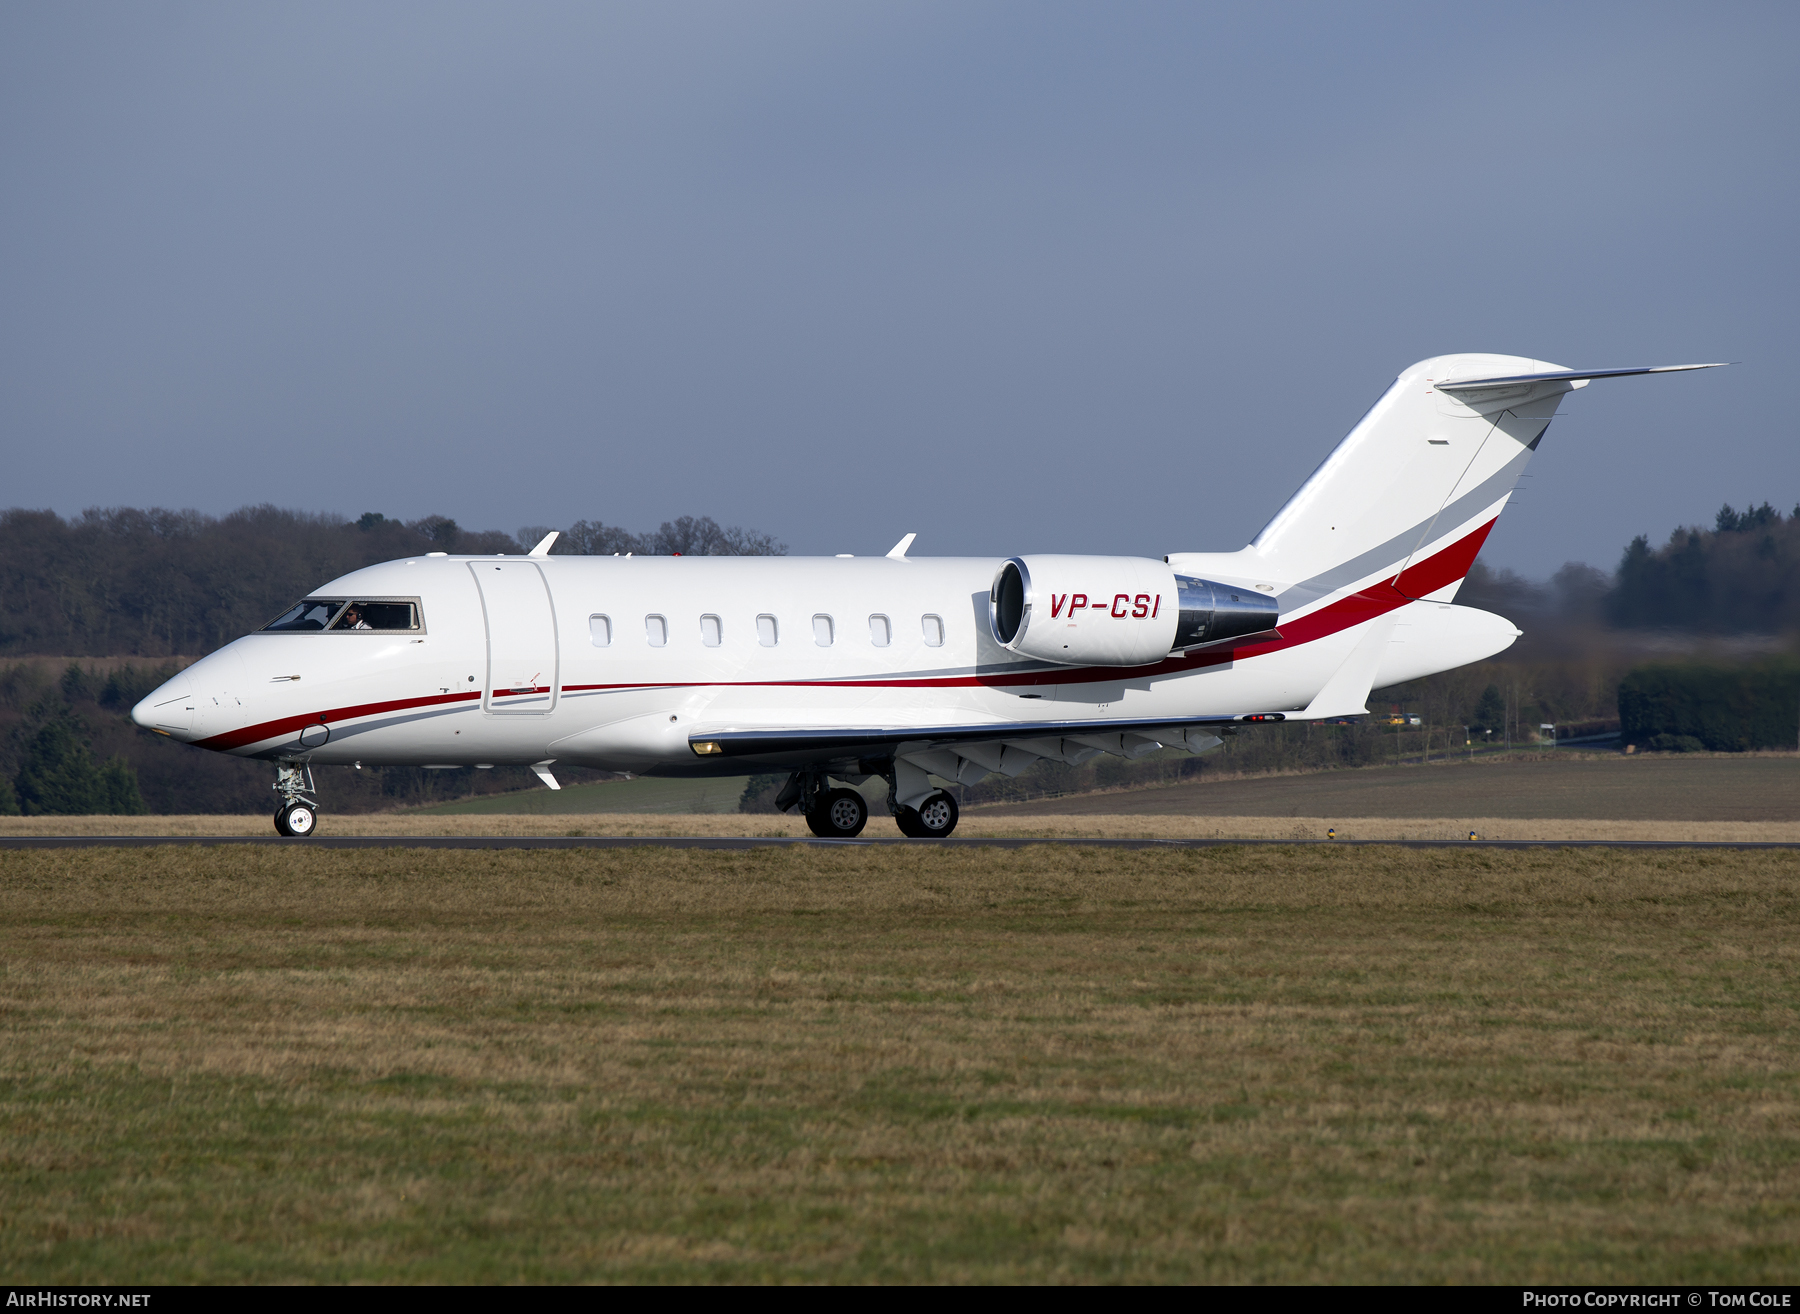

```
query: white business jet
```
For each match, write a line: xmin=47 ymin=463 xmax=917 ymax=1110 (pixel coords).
xmin=133 ymin=354 xmax=1719 ymax=838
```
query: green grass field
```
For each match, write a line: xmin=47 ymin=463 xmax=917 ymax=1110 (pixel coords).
xmin=4 ymin=843 xmax=1798 ymax=1282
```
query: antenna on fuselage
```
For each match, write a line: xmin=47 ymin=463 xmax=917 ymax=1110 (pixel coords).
xmin=886 ymin=532 xmax=916 ymax=560
xmin=528 ymin=531 xmax=559 ymax=557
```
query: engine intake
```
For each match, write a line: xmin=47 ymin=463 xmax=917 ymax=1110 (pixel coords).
xmin=991 ymin=556 xmax=1278 ymax=667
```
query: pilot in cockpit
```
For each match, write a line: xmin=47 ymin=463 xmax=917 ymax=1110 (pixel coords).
xmin=334 ymin=604 xmax=371 ymax=630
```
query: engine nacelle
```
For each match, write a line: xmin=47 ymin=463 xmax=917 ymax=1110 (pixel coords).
xmin=1170 ymin=574 xmax=1280 ymax=650
xmin=990 ymin=556 xmax=1280 ymax=667
xmin=989 ymin=555 xmax=1177 ymax=666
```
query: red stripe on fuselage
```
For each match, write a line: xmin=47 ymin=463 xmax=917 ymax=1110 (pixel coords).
xmin=194 ymin=690 xmax=481 ymax=752
xmin=195 ymin=683 xmax=570 ymax=751
xmin=195 ymin=520 xmax=1495 ymax=752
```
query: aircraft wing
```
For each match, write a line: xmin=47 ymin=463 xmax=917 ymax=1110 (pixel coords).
xmin=688 ymin=713 xmax=1277 ymax=759
xmin=687 ymin=710 xmax=1285 ymax=772
xmin=685 ymin=712 xmax=1292 ymax=806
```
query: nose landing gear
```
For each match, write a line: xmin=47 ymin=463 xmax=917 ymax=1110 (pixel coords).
xmin=274 ymin=762 xmax=321 ymax=838
xmin=277 ymin=799 xmax=318 ymax=837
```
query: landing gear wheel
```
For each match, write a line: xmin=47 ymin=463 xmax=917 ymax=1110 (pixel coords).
xmin=275 ymin=800 xmax=318 ymax=838
xmin=806 ymin=787 xmax=869 ymax=838
xmin=895 ymin=790 xmax=958 ymax=838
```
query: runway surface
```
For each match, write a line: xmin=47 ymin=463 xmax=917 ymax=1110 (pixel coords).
xmin=4 ymin=835 xmax=1798 ymax=851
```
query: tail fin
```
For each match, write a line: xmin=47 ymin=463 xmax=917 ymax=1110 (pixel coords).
xmin=1250 ymin=354 xmax=1722 ymax=617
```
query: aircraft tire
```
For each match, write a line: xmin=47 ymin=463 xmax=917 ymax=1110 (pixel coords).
xmin=275 ymin=801 xmax=319 ymax=838
xmin=806 ymin=787 xmax=869 ymax=838
xmin=895 ymin=790 xmax=958 ymax=838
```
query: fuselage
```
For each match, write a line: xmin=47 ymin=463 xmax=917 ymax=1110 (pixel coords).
xmin=133 ymin=546 xmax=1518 ymax=777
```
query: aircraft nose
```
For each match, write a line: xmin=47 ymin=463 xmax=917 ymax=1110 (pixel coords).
xmin=132 ymin=671 xmax=195 ymax=734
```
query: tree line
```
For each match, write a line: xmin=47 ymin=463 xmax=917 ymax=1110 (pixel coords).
xmin=1618 ymin=660 xmax=1800 ymax=753
xmin=1608 ymin=503 xmax=1800 ymax=632
xmin=1455 ymin=501 xmax=1800 ymax=637
xmin=0 ymin=506 xmax=785 ymax=658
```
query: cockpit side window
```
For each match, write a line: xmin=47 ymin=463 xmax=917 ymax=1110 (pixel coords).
xmin=331 ymin=601 xmax=419 ymax=631
xmin=261 ymin=598 xmax=422 ymax=633
xmin=263 ymin=600 xmax=347 ymax=632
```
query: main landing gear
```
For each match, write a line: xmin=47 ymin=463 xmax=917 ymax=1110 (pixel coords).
xmin=806 ymin=787 xmax=869 ymax=839
xmin=777 ymin=767 xmax=960 ymax=839
xmin=273 ymin=762 xmax=321 ymax=838
xmin=777 ymin=772 xmax=871 ymax=838
xmin=895 ymin=791 xmax=959 ymax=838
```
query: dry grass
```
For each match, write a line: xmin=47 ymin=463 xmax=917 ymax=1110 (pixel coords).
xmin=977 ymin=754 xmax=1800 ymax=823
xmin=4 ymin=812 xmax=1799 ymax=842
xmin=2 ymin=843 xmax=1798 ymax=1282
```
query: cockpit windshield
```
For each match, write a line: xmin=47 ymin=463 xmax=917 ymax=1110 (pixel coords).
xmin=262 ymin=599 xmax=422 ymax=633
xmin=263 ymin=600 xmax=346 ymax=631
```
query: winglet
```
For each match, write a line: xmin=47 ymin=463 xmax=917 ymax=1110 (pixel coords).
xmin=886 ymin=532 xmax=916 ymax=560
xmin=528 ymin=531 xmax=559 ymax=557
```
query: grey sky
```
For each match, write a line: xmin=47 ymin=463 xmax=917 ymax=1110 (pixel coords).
xmin=3 ymin=1 xmax=1793 ymax=577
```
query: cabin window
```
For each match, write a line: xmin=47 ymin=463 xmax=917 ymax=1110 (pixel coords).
xmin=756 ymin=614 xmax=778 ymax=647
xmin=700 ymin=614 xmax=722 ymax=647
xmin=869 ymin=614 xmax=891 ymax=647
xmin=589 ymin=614 xmax=611 ymax=647
xmin=813 ymin=614 xmax=834 ymax=646
xmin=646 ymin=614 xmax=668 ymax=647
xmin=922 ymin=614 xmax=944 ymax=647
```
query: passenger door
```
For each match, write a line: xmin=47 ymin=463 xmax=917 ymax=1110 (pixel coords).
xmin=471 ymin=561 xmax=559 ymax=714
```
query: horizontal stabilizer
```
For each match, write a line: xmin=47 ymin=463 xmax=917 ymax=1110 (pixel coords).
xmin=1436 ymin=363 xmax=1726 ymax=391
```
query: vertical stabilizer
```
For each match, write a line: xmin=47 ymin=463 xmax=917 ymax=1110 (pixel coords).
xmin=1253 ymin=353 xmax=1573 ymax=619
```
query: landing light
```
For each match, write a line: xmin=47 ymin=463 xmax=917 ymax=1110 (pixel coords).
xmin=692 ymin=741 xmax=723 ymax=756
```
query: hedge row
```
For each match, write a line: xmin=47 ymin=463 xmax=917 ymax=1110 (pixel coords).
xmin=1618 ymin=661 xmax=1800 ymax=751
